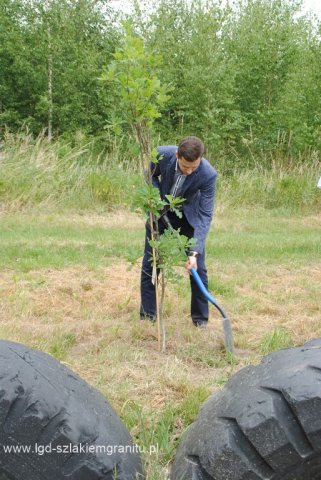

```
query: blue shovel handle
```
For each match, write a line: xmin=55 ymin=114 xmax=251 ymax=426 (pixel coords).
xmin=190 ymin=268 xmax=234 ymax=354
xmin=190 ymin=268 xmax=226 ymax=317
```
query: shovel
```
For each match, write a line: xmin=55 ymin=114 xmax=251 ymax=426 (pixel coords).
xmin=190 ymin=267 xmax=234 ymax=354
xmin=162 ymin=212 xmax=234 ymax=354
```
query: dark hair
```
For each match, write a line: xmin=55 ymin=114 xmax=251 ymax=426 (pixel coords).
xmin=177 ymin=136 xmax=205 ymax=162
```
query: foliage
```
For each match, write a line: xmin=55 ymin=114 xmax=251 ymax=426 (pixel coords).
xmin=134 ymin=0 xmax=321 ymax=167
xmin=103 ymin=22 xmax=170 ymax=127
xmin=133 ymin=183 xmax=166 ymax=217
xmin=101 ymin=21 xmax=171 ymax=169
xmin=222 ymin=0 xmax=321 ymax=161
xmin=0 ymin=0 xmax=320 ymax=164
xmin=0 ymin=0 xmax=119 ymax=137
xmin=136 ymin=0 xmax=240 ymax=151
xmin=150 ymin=228 xmax=195 ymax=281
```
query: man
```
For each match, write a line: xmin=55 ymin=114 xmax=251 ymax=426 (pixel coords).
xmin=140 ymin=136 xmax=217 ymax=327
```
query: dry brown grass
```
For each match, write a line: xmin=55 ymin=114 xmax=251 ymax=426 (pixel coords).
xmin=0 ymin=262 xmax=236 ymax=409
xmin=1 ymin=257 xmax=320 ymax=405
xmin=229 ymin=263 xmax=321 ymax=347
xmin=0 ymin=210 xmax=320 ymax=478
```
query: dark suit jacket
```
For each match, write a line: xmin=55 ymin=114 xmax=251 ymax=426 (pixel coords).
xmin=150 ymin=145 xmax=217 ymax=254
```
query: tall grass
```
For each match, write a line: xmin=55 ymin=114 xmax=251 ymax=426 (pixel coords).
xmin=217 ymin=154 xmax=321 ymax=212
xmin=0 ymin=132 xmax=141 ymax=211
xmin=0 ymin=133 xmax=320 ymax=213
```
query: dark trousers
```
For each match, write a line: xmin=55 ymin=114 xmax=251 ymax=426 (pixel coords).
xmin=140 ymin=212 xmax=209 ymax=324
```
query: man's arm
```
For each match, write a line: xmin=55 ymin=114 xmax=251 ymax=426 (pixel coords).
xmin=150 ymin=160 xmax=161 ymax=191
xmin=192 ymin=173 xmax=216 ymax=255
xmin=149 ymin=147 xmax=167 ymax=192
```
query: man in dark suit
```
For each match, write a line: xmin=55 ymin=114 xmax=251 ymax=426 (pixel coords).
xmin=140 ymin=136 xmax=217 ymax=327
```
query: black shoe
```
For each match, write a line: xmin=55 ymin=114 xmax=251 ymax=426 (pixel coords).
xmin=140 ymin=314 xmax=156 ymax=323
xmin=193 ymin=321 xmax=208 ymax=329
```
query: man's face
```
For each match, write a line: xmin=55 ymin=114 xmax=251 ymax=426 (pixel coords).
xmin=176 ymin=153 xmax=201 ymax=175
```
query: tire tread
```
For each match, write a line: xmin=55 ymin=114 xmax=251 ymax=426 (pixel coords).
xmin=260 ymin=387 xmax=313 ymax=457
xmin=219 ymin=417 xmax=274 ymax=479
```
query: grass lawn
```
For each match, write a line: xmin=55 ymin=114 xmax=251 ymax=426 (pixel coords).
xmin=0 ymin=206 xmax=320 ymax=478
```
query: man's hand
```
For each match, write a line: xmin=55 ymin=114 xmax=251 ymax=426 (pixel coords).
xmin=186 ymin=255 xmax=197 ymax=272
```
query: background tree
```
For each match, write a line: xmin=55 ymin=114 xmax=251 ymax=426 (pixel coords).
xmin=0 ymin=0 xmax=119 ymax=137
xmin=0 ymin=0 xmax=320 ymax=166
xmin=135 ymin=0 xmax=241 ymax=158
xmin=222 ymin=0 xmax=319 ymax=163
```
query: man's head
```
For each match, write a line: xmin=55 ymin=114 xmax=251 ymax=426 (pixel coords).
xmin=176 ymin=136 xmax=204 ymax=175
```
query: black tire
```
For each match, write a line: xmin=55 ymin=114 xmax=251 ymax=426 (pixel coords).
xmin=171 ymin=338 xmax=321 ymax=480
xmin=0 ymin=340 xmax=144 ymax=480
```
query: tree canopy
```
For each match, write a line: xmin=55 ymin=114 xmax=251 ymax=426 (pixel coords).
xmin=0 ymin=0 xmax=320 ymax=166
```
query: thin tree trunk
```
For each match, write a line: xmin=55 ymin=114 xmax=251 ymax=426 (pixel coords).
xmin=160 ymin=272 xmax=166 ymax=353
xmin=45 ymin=0 xmax=53 ymax=141
xmin=47 ymin=51 xmax=53 ymax=141
xmin=149 ymin=212 xmax=161 ymax=351
xmin=137 ymin=121 xmax=165 ymax=352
